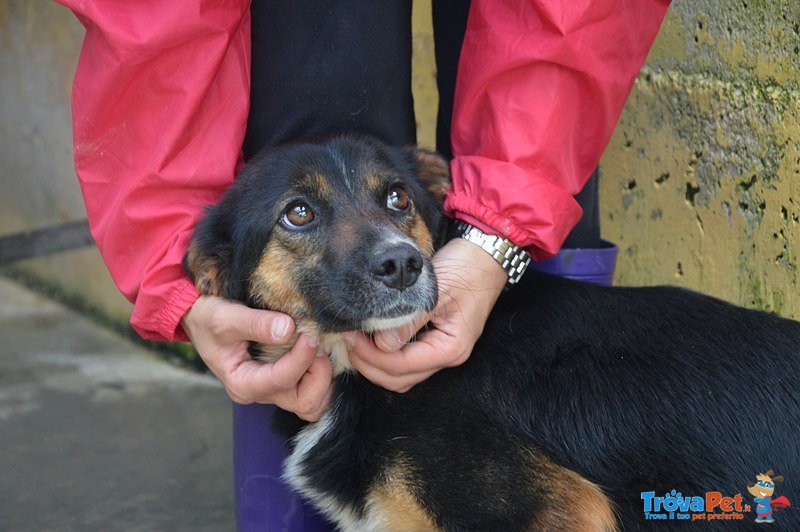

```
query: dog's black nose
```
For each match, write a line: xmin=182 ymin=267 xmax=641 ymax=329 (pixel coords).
xmin=371 ymin=244 xmax=423 ymax=291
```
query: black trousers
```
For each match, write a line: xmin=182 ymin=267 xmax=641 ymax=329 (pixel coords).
xmin=244 ymin=1 xmax=599 ymax=249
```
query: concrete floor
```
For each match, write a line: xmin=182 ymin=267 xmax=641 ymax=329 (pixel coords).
xmin=0 ymin=277 xmax=235 ymax=531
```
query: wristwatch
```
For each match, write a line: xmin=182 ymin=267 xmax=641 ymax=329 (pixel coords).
xmin=453 ymin=221 xmax=531 ymax=286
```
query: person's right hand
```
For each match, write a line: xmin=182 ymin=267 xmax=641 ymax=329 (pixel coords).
xmin=181 ymin=295 xmax=334 ymax=421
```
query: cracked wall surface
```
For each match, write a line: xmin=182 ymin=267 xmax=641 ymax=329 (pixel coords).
xmin=600 ymin=0 xmax=800 ymax=318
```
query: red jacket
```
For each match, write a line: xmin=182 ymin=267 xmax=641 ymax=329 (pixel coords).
xmin=57 ymin=0 xmax=670 ymax=342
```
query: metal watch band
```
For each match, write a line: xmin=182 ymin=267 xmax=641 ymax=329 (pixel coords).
xmin=454 ymin=221 xmax=531 ymax=285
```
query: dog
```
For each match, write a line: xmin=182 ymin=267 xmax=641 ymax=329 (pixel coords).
xmin=185 ymin=134 xmax=799 ymax=531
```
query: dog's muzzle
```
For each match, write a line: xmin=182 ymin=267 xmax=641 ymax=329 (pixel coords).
xmin=370 ymin=243 xmax=424 ymax=291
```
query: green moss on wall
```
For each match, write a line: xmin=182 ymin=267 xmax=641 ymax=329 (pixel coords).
xmin=601 ymin=0 xmax=800 ymax=318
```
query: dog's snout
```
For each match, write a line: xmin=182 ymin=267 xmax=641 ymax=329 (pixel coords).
xmin=371 ymin=244 xmax=423 ymax=291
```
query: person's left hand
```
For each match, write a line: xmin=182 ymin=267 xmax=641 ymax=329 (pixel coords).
xmin=346 ymin=237 xmax=508 ymax=392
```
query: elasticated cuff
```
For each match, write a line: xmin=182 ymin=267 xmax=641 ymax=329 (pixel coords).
xmin=155 ymin=277 xmax=200 ymax=342
xmin=132 ymin=277 xmax=200 ymax=342
xmin=445 ymin=193 xmax=558 ymax=262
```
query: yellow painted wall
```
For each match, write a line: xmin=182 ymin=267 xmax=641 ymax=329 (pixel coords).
xmin=599 ymin=1 xmax=800 ymax=318
xmin=412 ymin=0 xmax=437 ymax=150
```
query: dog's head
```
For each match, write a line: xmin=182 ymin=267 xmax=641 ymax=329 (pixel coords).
xmin=185 ymin=135 xmax=450 ymax=362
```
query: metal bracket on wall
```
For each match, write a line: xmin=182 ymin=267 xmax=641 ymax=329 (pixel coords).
xmin=0 ymin=220 xmax=95 ymax=266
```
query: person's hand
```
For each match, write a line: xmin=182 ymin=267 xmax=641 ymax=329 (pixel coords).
xmin=181 ymin=296 xmax=334 ymax=421
xmin=347 ymin=237 xmax=508 ymax=392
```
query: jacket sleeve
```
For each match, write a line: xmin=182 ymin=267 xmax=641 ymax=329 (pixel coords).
xmin=56 ymin=0 xmax=251 ymax=341
xmin=445 ymin=0 xmax=671 ymax=261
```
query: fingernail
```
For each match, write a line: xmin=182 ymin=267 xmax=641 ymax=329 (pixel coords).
xmin=271 ymin=316 xmax=291 ymax=339
xmin=308 ymin=336 xmax=320 ymax=348
xmin=380 ymin=329 xmax=403 ymax=351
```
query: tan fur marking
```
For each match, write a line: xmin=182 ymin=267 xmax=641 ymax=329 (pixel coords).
xmin=406 ymin=213 xmax=435 ymax=258
xmin=185 ymin=241 xmax=224 ymax=296
xmin=304 ymin=173 xmax=334 ymax=196
xmin=414 ymin=149 xmax=451 ymax=202
xmin=250 ymin=239 xmax=309 ymax=316
xmin=331 ymin=217 xmax=360 ymax=261
xmin=528 ymin=460 xmax=617 ymax=532
xmin=248 ymin=237 xmax=315 ymax=361
xmin=364 ymin=171 xmax=385 ymax=197
xmin=366 ymin=464 xmax=441 ymax=532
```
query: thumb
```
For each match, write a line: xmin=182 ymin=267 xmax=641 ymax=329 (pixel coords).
xmin=220 ymin=301 xmax=295 ymax=344
xmin=373 ymin=312 xmax=430 ymax=352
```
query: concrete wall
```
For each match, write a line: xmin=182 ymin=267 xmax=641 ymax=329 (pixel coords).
xmin=2 ymin=0 xmax=797 ymax=329
xmin=599 ymin=1 xmax=800 ymax=318
xmin=0 ymin=1 xmax=133 ymax=323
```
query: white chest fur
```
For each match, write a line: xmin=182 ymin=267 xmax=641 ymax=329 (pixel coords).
xmin=283 ymin=407 xmax=391 ymax=531
xmin=320 ymin=333 xmax=355 ymax=375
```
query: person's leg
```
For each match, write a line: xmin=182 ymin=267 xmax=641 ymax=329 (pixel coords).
xmin=237 ymin=3 xmax=415 ymax=531
xmin=536 ymin=168 xmax=618 ymax=286
xmin=562 ymin=169 xmax=601 ymax=249
xmin=244 ymin=1 xmax=415 ymax=159
xmin=432 ymin=0 xmax=470 ymax=161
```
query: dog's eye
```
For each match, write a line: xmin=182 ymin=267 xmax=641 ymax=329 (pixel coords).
xmin=282 ymin=202 xmax=315 ymax=229
xmin=386 ymin=186 xmax=410 ymax=211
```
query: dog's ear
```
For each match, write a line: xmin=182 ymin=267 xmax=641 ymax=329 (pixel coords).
xmin=766 ymin=469 xmax=775 ymax=477
xmin=409 ymin=148 xmax=451 ymax=202
xmin=184 ymin=206 xmax=234 ymax=299
xmin=773 ymin=475 xmax=784 ymax=483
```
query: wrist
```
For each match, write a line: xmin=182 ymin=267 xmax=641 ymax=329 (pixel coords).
xmin=451 ymin=221 xmax=531 ymax=286
xmin=180 ymin=293 xmax=217 ymax=340
xmin=444 ymin=238 xmax=508 ymax=290
xmin=179 ymin=296 xmax=203 ymax=340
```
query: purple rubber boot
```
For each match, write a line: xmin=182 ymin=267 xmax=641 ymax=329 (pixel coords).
xmin=529 ymin=240 xmax=619 ymax=286
xmin=232 ymin=243 xmax=618 ymax=530
xmin=234 ymin=403 xmax=334 ymax=531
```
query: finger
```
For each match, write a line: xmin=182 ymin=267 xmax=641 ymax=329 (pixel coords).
xmin=268 ymin=335 xmax=321 ymax=390
xmin=227 ymin=335 xmax=319 ymax=401
xmin=398 ymin=328 xmax=470 ymax=369
xmin=373 ymin=312 xmax=431 ymax=352
xmin=293 ymin=355 xmax=334 ymax=421
xmin=350 ymin=329 xmax=457 ymax=377
xmin=218 ymin=300 xmax=295 ymax=344
xmin=225 ymin=386 xmax=251 ymax=405
xmin=348 ymin=351 xmax=435 ymax=393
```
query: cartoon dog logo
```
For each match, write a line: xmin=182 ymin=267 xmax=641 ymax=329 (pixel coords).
xmin=747 ymin=470 xmax=791 ymax=523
